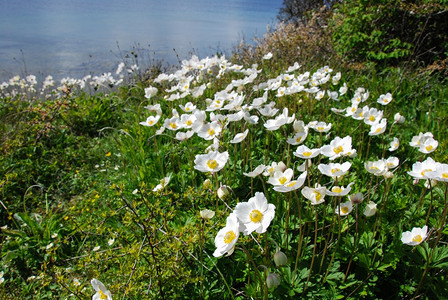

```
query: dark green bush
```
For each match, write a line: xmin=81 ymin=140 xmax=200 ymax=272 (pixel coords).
xmin=331 ymin=0 xmax=448 ymax=66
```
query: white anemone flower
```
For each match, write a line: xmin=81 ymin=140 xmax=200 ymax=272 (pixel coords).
xmin=263 ymin=52 xmax=273 ymax=60
xmin=153 ymin=176 xmax=171 ymax=192
xmin=197 ymin=121 xmax=222 ymax=140
xmin=418 ymin=137 xmax=438 ymax=154
xmin=243 ymin=164 xmax=266 ymax=177
xmin=365 ymin=159 xmax=388 ymax=176
xmin=401 ymin=225 xmax=428 ymax=246
xmin=230 ymin=129 xmax=249 ymax=144
xmin=194 ymin=151 xmax=229 ymax=174
xmin=273 ymin=171 xmax=307 ymax=193
xmin=409 ymin=132 xmax=434 ymax=148
xmin=267 ymin=168 xmax=294 ymax=186
xmin=175 ymin=131 xmax=194 ymax=141
xmin=320 ymin=136 xmax=353 ymax=160
xmin=363 ymin=201 xmax=377 ymax=217
xmin=368 ymin=118 xmax=387 ymax=136
xmin=389 ymin=137 xmax=399 ymax=152
xmin=377 ymin=92 xmax=392 ymax=105
xmin=335 ymin=201 xmax=353 ymax=216
xmin=287 ymin=131 xmax=308 ymax=145
xmin=91 ymin=278 xmax=112 ymax=300
xmin=318 ymin=162 xmax=352 ymax=178
xmin=179 ymin=102 xmax=196 ymax=113
xmin=326 ymin=182 xmax=354 ymax=196
xmin=311 ymin=121 xmax=332 ymax=133
xmin=213 ymin=213 xmax=240 ymax=257
xmin=234 ymin=192 xmax=275 ymax=235
xmin=407 ymin=157 xmax=438 ymax=180
xmin=293 ymin=145 xmax=320 ymax=159
xmin=301 ymin=185 xmax=326 ymax=205
xmin=164 ymin=116 xmax=182 ymax=131
xmin=427 ymin=163 xmax=448 ymax=182
xmin=139 ymin=115 xmax=161 ymax=127
xmin=144 ymin=86 xmax=158 ymax=99
xmin=386 ymin=157 xmax=399 ymax=169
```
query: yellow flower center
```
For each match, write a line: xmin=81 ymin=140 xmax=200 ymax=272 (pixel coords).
xmin=421 ymin=169 xmax=433 ymax=176
xmin=359 ymin=112 xmax=364 ymax=117
xmin=250 ymin=210 xmax=263 ymax=223
xmin=331 ymin=168 xmax=341 ymax=174
xmin=333 ymin=146 xmax=343 ymax=154
xmin=278 ymin=176 xmax=287 ymax=185
xmin=99 ymin=289 xmax=108 ymax=300
xmin=317 ymin=126 xmax=324 ymax=131
xmin=370 ymin=166 xmax=379 ymax=170
xmin=443 ymin=173 xmax=448 ymax=179
xmin=186 ymin=120 xmax=192 ymax=126
xmin=387 ymin=163 xmax=394 ymax=167
xmin=207 ymin=128 xmax=215 ymax=136
xmin=412 ymin=235 xmax=422 ymax=243
xmin=296 ymin=137 xmax=302 ymax=143
xmin=313 ymin=191 xmax=322 ymax=201
xmin=169 ymin=122 xmax=177 ymax=129
xmin=148 ymin=120 xmax=154 ymax=125
xmin=303 ymin=151 xmax=312 ymax=157
xmin=224 ymin=231 xmax=236 ymax=244
xmin=185 ymin=107 xmax=191 ymax=111
xmin=207 ymin=159 xmax=218 ymax=170
xmin=375 ymin=127 xmax=383 ymax=133
xmin=425 ymin=145 xmax=433 ymax=151
xmin=369 ymin=115 xmax=375 ymax=122
xmin=286 ymin=181 xmax=297 ymax=187
xmin=332 ymin=187 xmax=343 ymax=193
xmin=340 ymin=206 xmax=349 ymax=214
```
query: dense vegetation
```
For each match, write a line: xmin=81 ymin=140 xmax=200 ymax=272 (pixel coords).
xmin=0 ymin=2 xmax=447 ymax=299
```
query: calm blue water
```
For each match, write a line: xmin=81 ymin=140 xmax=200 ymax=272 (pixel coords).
xmin=0 ymin=0 xmax=282 ymax=82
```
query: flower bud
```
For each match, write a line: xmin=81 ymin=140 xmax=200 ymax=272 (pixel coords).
xmin=273 ymin=250 xmax=288 ymax=267
xmin=203 ymin=179 xmax=213 ymax=189
xmin=200 ymin=209 xmax=215 ymax=220
xmin=217 ymin=185 xmax=231 ymax=200
xmin=266 ymin=273 xmax=281 ymax=289
xmin=383 ymin=171 xmax=394 ymax=179
xmin=363 ymin=201 xmax=377 ymax=217
xmin=349 ymin=192 xmax=364 ymax=204
xmin=394 ymin=113 xmax=405 ymax=124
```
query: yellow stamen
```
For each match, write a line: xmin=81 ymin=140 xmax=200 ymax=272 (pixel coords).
xmin=333 ymin=145 xmax=343 ymax=154
xmin=369 ymin=115 xmax=375 ymax=122
xmin=286 ymin=181 xmax=297 ymax=187
xmin=169 ymin=122 xmax=177 ymax=129
xmin=224 ymin=231 xmax=236 ymax=244
xmin=278 ymin=176 xmax=287 ymax=185
xmin=412 ymin=235 xmax=422 ymax=243
xmin=332 ymin=187 xmax=343 ymax=193
xmin=148 ymin=120 xmax=154 ymax=125
xmin=207 ymin=159 xmax=218 ymax=170
xmin=317 ymin=126 xmax=324 ymax=131
xmin=186 ymin=120 xmax=192 ymax=126
xmin=331 ymin=168 xmax=341 ymax=174
xmin=303 ymin=151 xmax=312 ymax=157
xmin=425 ymin=145 xmax=433 ymax=151
xmin=313 ymin=191 xmax=322 ymax=201
xmin=421 ymin=169 xmax=433 ymax=176
xmin=207 ymin=128 xmax=215 ymax=136
xmin=443 ymin=173 xmax=448 ymax=179
xmin=375 ymin=127 xmax=383 ymax=133
xmin=340 ymin=206 xmax=349 ymax=214
xmin=99 ymin=289 xmax=108 ymax=300
xmin=250 ymin=210 xmax=263 ymax=223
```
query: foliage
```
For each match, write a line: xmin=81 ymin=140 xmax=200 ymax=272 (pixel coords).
xmin=330 ymin=0 xmax=448 ymax=66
